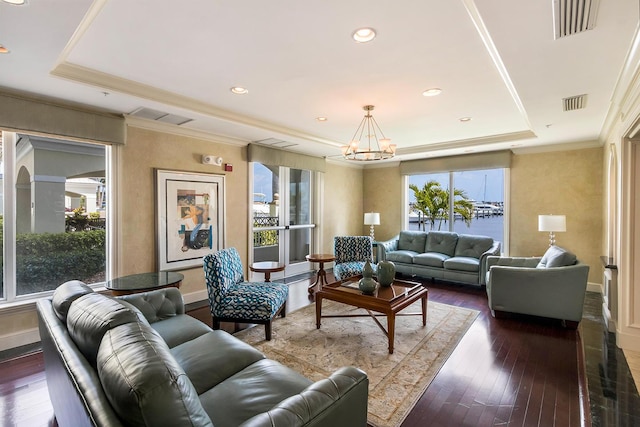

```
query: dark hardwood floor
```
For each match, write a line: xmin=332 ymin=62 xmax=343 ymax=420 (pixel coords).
xmin=0 ymin=274 xmax=634 ymax=426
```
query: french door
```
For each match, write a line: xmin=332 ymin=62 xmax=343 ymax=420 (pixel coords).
xmin=251 ymin=163 xmax=315 ymax=280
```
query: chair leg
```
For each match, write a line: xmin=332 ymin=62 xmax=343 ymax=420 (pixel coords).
xmin=212 ymin=317 xmax=221 ymax=330
xmin=280 ymin=301 xmax=287 ymax=318
xmin=265 ymin=321 xmax=272 ymax=341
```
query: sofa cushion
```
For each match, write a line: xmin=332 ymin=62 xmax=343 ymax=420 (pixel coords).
xmin=170 ymin=330 xmax=265 ymax=394
xmin=414 ymin=252 xmax=450 ymax=268
xmin=51 ymin=280 xmax=93 ymax=322
xmin=97 ymin=322 xmax=213 ymax=427
xmin=454 ymin=234 xmax=493 ymax=259
xmin=537 ymin=245 xmax=577 ymax=268
xmin=444 ymin=257 xmax=480 ymax=273
xmin=150 ymin=314 xmax=213 ymax=349
xmin=199 ymin=358 xmax=312 ymax=427
xmin=386 ymin=250 xmax=418 ymax=264
xmin=67 ymin=293 xmax=140 ymax=366
xmin=425 ymin=231 xmax=458 ymax=257
xmin=398 ymin=231 xmax=428 ymax=253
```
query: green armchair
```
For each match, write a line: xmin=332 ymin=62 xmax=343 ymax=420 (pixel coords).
xmin=485 ymin=246 xmax=590 ymax=328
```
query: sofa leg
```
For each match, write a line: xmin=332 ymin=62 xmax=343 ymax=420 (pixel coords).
xmin=492 ymin=310 xmax=510 ymax=319
xmin=265 ymin=321 xmax=272 ymax=341
xmin=562 ymin=320 xmax=579 ymax=329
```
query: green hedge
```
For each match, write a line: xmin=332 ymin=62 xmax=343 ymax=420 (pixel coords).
xmin=5 ymin=229 xmax=106 ymax=295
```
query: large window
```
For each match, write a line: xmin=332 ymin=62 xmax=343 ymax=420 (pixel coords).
xmin=408 ymin=168 xmax=505 ymax=244
xmin=1 ymin=132 xmax=109 ymax=303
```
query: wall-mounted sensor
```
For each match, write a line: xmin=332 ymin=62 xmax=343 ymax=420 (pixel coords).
xmin=202 ymin=155 xmax=223 ymax=166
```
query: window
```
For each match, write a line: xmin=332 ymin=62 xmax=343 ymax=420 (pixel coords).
xmin=1 ymin=132 xmax=110 ymax=303
xmin=251 ymin=163 xmax=315 ymax=278
xmin=407 ymin=168 xmax=505 ymax=244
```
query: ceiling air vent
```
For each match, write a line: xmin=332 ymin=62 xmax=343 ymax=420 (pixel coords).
xmin=129 ymin=107 xmax=193 ymax=126
xmin=553 ymin=0 xmax=599 ymax=39
xmin=563 ymin=94 xmax=587 ymax=111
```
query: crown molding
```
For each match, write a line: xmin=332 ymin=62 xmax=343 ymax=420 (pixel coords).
xmin=510 ymin=139 xmax=602 ymax=155
xmin=397 ymin=130 xmax=537 ymax=156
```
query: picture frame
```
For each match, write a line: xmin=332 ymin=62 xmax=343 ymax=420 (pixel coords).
xmin=156 ymin=169 xmax=226 ymax=271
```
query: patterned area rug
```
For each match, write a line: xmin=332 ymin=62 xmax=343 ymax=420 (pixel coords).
xmin=234 ymin=298 xmax=479 ymax=427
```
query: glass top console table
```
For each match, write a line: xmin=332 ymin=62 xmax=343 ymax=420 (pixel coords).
xmin=105 ymin=271 xmax=184 ymax=296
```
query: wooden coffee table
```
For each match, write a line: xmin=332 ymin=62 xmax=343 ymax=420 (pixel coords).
xmin=315 ymin=276 xmax=428 ymax=354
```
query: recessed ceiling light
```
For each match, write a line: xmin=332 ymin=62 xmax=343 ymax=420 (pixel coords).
xmin=316 ymin=117 xmax=328 ymax=122
xmin=2 ymin=0 xmax=26 ymax=4
xmin=0 ymin=45 xmax=8 ymax=54
xmin=230 ymin=86 xmax=248 ymax=95
xmin=422 ymin=88 xmax=442 ymax=97
xmin=459 ymin=117 xmax=472 ymax=122
xmin=352 ymin=28 xmax=376 ymax=43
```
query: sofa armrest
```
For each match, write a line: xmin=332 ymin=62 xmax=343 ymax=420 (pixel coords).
xmin=117 ymin=287 xmax=185 ymax=323
xmin=376 ymin=236 xmax=398 ymax=261
xmin=478 ymin=241 xmax=502 ymax=285
xmin=240 ymin=366 xmax=368 ymax=427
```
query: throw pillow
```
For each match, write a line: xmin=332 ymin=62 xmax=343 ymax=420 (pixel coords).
xmin=537 ymin=246 xmax=577 ymax=268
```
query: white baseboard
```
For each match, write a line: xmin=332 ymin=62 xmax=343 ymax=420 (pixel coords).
xmin=183 ymin=289 xmax=208 ymax=305
xmin=0 ymin=327 xmax=40 ymax=352
xmin=587 ymin=282 xmax=602 ymax=293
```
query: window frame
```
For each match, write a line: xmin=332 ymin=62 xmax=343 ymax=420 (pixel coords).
xmin=0 ymin=131 xmax=114 ymax=306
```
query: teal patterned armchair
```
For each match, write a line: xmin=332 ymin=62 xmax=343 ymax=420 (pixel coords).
xmin=333 ymin=236 xmax=376 ymax=281
xmin=203 ymin=247 xmax=288 ymax=340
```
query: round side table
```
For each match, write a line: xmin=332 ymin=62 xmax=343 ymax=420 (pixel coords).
xmin=249 ymin=261 xmax=285 ymax=282
xmin=105 ymin=271 xmax=184 ymax=296
xmin=306 ymin=253 xmax=336 ymax=295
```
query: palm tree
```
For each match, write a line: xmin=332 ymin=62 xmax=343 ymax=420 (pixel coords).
xmin=409 ymin=181 xmax=474 ymax=230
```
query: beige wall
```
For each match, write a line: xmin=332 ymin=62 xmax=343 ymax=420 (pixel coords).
xmin=363 ymin=165 xmax=402 ymax=241
xmin=510 ymin=147 xmax=603 ymax=283
xmin=321 ymin=163 xmax=364 ymax=253
xmin=118 ymin=126 xmax=249 ymax=296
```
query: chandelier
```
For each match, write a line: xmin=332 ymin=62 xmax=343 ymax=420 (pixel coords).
xmin=341 ymin=105 xmax=396 ymax=161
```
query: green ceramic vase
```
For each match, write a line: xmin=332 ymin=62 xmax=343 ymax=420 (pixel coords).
xmin=358 ymin=260 xmax=378 ymax=295
xmin=377 ymin=260 xmax=396 ymax=287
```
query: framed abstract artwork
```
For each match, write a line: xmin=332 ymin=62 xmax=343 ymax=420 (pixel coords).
xmin=156 ymin=169 xmax=226 ymax=270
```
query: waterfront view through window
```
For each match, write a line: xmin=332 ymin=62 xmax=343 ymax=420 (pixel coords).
xmin=407 ymin=168 xmax=504 ymax=246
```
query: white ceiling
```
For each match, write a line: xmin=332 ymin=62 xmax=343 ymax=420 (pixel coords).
xmin=1 ymin=0 xmax=638 ymax=164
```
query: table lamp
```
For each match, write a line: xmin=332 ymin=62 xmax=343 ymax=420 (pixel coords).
xmin=538 ymin=214 xmax=566 ymax=246
xmin=364 ymin=212 xmax=380 ymax=240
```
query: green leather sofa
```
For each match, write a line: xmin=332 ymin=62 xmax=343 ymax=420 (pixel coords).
xmin=36 ymin=281 xmax=369 ymax=427
xmin=485 ymin=245 xmax=590 ymax=327
xmin=377 ymin=230 xmax=501 ymax=285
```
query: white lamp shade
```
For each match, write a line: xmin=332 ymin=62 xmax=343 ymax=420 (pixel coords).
xmin=364 ymin=212 xmax=380 ymax=225
xmin=538 ymin=215 xmax=566 ymax=232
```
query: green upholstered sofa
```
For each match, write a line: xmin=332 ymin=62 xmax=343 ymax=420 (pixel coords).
xmin=37 ymin=281 xmax=369 ymax=427
xmin=377 ymin=230 xmax=501 ymax=285
xmin=485 ymin=245 xmax=590 ymax=327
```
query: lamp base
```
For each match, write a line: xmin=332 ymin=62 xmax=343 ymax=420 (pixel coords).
xmin=548 ymin=231 xmax=556 ymax=247
xmin=369 ymin=225 xmax=375 ymax=241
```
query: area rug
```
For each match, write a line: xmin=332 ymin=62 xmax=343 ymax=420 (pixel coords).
xmin=234 ymin=298 xmax=479 ymax=427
